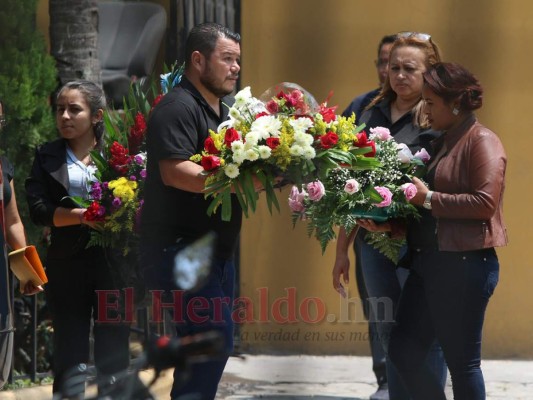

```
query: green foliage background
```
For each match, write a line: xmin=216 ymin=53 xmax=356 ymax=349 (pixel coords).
xmin=0 ymin=0 xmax=58 ymax=247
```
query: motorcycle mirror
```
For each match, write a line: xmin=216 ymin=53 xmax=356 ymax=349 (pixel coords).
xmin=173 ymin=232 xmax=216 ymax=292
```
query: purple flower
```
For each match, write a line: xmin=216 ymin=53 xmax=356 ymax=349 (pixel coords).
xmin=112 ymin=197 xmax=122 ymax=208
xmin=306 ymin=180 xmax=325 ymax=202
xmin=97 ymin=206 xmax=107 ymax=217
xmin=140 ymin=169 xmax=147 ymax=179
xmin=288 ymin=186 xmax=306 ymax=213
xmin=374 ymin=186 xmax=393 ymax=207
xmin=134 ymin=154 xmax=145 ymax=165
xmin=102 ymin=182 xmax=109 ymax=190
xmin=414 ymin=148 xmax=431 ymax=163
xmin=130 ymin=175 xmax=137 ymax=181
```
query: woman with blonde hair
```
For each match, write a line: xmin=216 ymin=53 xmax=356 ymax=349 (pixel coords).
xmin=333 ymin=33 xmax=447 ymax=399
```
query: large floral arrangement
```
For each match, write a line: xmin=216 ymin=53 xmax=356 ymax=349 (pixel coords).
xmin=190 ymin=83 xmax=378 ymax=221
xmin=289 ymin=126 xmax=430 ymax=261
xmin=78 ymin=62 xmax=184 ymax=254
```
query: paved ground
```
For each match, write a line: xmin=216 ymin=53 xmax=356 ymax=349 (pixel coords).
xmin=1 ymin=355 xmax=532 ymax=399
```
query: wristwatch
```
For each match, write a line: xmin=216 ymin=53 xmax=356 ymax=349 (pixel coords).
xmin=423 ymin=191 xmax=433 ymax=210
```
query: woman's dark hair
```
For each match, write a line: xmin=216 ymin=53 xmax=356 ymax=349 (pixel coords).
xmin=184 ymin=22 xmax=240 ymax=68
xmin=57 ymin=80 xmax=107 ymax=146
xmin=423 ymin=62 xmax=483 ymax=111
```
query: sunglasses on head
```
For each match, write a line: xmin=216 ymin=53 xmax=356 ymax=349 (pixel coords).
xmin=397 ymin=31 xmax=432 ymax=41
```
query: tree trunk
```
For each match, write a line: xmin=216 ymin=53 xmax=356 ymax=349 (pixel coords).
xmin=49 ymin=0 xmax=101 ymax=86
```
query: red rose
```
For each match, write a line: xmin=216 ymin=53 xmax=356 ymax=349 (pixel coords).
xmin=320 ymin=131 xmax=339 ymax=149
xmin=204 ymin=137 xmax=219 ymax=154
xmin=266 ymin=137 xmax=280 ymax=150
xmin=201 ymin=155 xmax=221 ymax=171
xmin=224 ymin=127 xmax=240 ymax=148
xmin=354 ymin=131 xmax=368 ymax=147
xmin=364 ymin=141 xmax=376 ymax=157
xmin=255 ymin=111 xmax=269 ymax=119
xmin=319 ymin=105 xmax=337 ymax=123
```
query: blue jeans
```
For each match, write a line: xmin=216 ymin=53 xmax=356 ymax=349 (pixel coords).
xmin=356 ymin=230 xmax=447 ymax=400
xmin=389 ymin=247 xmax=499 ymax=400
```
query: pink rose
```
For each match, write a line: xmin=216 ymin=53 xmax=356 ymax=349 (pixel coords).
xmin=414 ymin=148 xmax=431 ymax=163
xmin=306 ymin=180 xmax=326 ymax=201
xmin=374 ymin=186 xmax=393 ymax=207
xmin=288 ymin=186 xmax=306 ymax=213
xmin=401 ymin=182 xmax=417 ymax=201
xmin=344 ymin=179 xmax=360 ymax=194
xmin=370 ymin=126 xmax=393 ymax=141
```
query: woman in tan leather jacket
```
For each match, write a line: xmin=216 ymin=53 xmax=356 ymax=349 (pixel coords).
xmin=358 ymin=62 xmax=507 ymax=400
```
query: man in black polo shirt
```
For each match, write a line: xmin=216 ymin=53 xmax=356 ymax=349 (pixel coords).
xmin=140 ymin=23 xmax=242 ymax=399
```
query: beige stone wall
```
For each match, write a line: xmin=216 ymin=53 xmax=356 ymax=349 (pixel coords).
xmin=36 ymin=0 xmax=533 ymax=358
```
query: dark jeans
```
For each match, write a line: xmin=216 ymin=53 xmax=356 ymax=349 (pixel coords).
xmin=389 ymin=247 xmax=499 ymax=400
xmin=354 ymin=238 xmax=387 ymax=387
xmin=356 ymin=230 xmax=447 ymax=400
xmin=141 ymin=242 xmax=235 ymax=400
xmin=45 ymin=247 xmax=131 ymax=394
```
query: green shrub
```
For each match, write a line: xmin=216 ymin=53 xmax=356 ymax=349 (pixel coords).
xmin=0 ymin=0 xmax=58 ymax=247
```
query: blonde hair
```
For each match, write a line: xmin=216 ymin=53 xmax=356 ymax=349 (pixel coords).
xmin=366 ymin=35 xmax=442 ymax=128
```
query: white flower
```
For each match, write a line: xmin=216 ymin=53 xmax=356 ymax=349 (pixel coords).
xmin=289 ymin=117 xmax=314 ymax=134
xmin=258 ymin=145 xmax=272 ymax=159
xmin=293 ymin=131 xmax=314 ymax=146
xmin=232 ymin=150 xmax=245 ymax=164
xmin=229 ymin=107 xmax=242 ymax=121
xmin=250 ymin=115 xmax=282 ymax=139
xmin=224 ymin=163 xmax=240 ymax=179
xmin=396 ymin=143 xmax=414 ymax=163
xmin=302 ymin=146 xmax=316 ymax=160
xmin=231 ymin=140 xmax=245 ymax=152
xmin=245 ymin=148 xmax=259 ymax=161
xmin=234 ymin=86 xmax=252 ymax=108
xmin=290 ymin=144 xmax=304 ymax=157
xmin=244 ymin=132 xmax=259 ymax=147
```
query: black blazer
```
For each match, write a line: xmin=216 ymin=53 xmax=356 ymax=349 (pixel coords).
xmin=25 ymin=139 xmax=92 ymax=259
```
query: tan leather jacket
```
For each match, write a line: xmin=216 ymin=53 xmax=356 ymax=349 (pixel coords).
xmin=430 ymin=116 xmax=508 ymax=251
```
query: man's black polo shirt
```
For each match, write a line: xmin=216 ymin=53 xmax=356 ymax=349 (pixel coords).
xmin=141 ymin=76 xmax=242 ymax=259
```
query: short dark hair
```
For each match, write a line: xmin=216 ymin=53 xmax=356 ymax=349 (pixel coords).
xmin=377 ymin=34 xmax=398 ymax=57
xmin=423 ymin=62 xmax=483 ymax=111
xmin=185 ymin=22 xmax=241 ymax=68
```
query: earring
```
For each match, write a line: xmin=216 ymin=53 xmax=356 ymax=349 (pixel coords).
xmin=452 ymin=107 xmax=459 ymax=116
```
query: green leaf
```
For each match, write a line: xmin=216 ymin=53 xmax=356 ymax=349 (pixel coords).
xmin=233 ymin=181 xmax=249 ymax=217
xmin=221 ymin=188 xmax=232 ymax=221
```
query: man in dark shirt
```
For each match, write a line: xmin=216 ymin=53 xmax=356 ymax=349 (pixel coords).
xmin=140 ymin=23 xmax=242 ymax=399
xmin=342 ymin=34 xmax=397 ymax=124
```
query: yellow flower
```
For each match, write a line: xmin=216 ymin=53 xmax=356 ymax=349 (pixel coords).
xmin=108 ymin=177 xmax=138 ymax=201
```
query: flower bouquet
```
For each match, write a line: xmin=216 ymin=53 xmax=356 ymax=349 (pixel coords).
xmin=289 ymin=127 xmax=430 ymax=262
xmin=73 ymin=62 xmax=184 ymax=255
xmin=190 ymin=82 xmax=378 ymax=221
